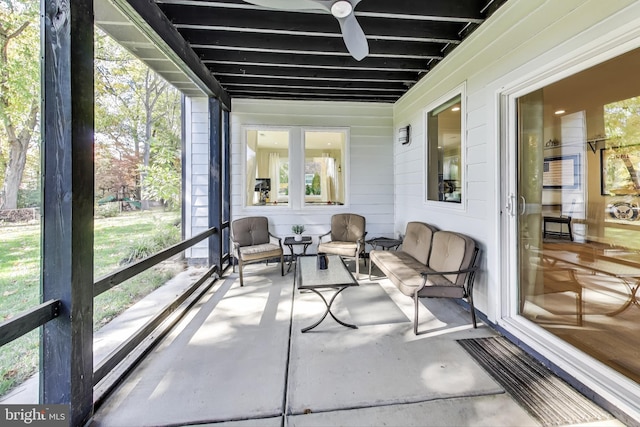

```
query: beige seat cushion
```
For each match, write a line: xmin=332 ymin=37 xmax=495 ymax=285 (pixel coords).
xmin=318 ymin=213 xmax=366 ymax=258
xmin=428 ymin=231 xmax=476 ymax=286
xmin=401 ymin=222 xmax=438 ymax=264
xmin=232 ymin=216 xmax=270 ymax=247
xmin=318 ymin=241 xmax=359 ymax=257
xmin=238 ymin=243 xmax=282 ymax=262
xmin=370 ymin=250 xmax=428 ymax=296
xmin=330 ymin=214 xmax=365 ymax=243
xmin=371 ymin=227 xmax=475 ymax=299
xmin=232 ymin=216 xmax=283 ymax=263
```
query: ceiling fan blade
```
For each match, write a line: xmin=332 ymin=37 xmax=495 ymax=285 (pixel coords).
xmin=244 ymin=0 xmax=369 ymax=60
xmin=242 ymin=0 xmax=322 ymax=10
xmin=335 ymin=12 xmax=369 ymax=61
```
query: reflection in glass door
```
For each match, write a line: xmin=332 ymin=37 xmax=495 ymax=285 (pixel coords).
xmin=516 ymin=47 xmax=640 ymax=385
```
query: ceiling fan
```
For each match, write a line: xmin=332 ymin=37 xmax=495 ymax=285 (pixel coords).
xmin=242 ymin=0 xmax=369 ymax=61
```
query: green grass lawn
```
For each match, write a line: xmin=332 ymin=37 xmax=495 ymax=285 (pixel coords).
xmin=0 ymin=209 xmax=182 ymax=397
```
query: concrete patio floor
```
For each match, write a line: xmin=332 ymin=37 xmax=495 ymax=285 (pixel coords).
xmin=88 ymin=259 xmax=622 ymax=427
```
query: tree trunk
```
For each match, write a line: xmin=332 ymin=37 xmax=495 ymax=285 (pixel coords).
xmin=621 ymin=155 xmax=640 ymax=191
xmin=139 ymin=70 xmax=163 ymax=211
xmin=0 ymin=14 xmax=38 ymax=210
xmin=0 ymin=99 xmax=38 ymax=209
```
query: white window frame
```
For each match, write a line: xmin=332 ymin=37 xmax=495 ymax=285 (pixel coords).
xmin=302 ymin=127 xmax=350 ymax=208
xmin=241 ymin=126 xmax=292 ymax=210
xmin=242 ymin=126 xmax=350 ymax=210
xmin=423 ymin=83 xmax=467 ymax=212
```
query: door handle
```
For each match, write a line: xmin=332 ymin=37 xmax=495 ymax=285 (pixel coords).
xmin=506 ymin=193 xmax=515 ymax=216
xmin=519 ymin=196 xmax=526 ymax=215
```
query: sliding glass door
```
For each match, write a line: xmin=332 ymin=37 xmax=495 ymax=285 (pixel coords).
xmin=515 ymin=47 xmax=640 ymax=385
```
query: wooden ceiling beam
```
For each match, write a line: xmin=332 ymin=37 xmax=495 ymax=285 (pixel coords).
xmin=182 ymin=29 xmax=445 ymax=57
xmin=196 ymin=50 xmax=433 ymax=70
xmin=216 ymin=75 xmax=410 ymax=91
xmin=207 ymin=63 xmax=419 ymax=81
xmin=152 ymin=0 xmax=508 ymax=103
xmin=159 ymin=4 xmax=465 ymax=41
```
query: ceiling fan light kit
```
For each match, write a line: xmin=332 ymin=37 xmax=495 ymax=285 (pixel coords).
xmin=331 ymin=1 xmax=353 ymax=18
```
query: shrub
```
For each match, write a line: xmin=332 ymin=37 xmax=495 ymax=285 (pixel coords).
xmin=95 ymin=202 xmax=121 ymax=218
xmin=17 ymin=188 xmax=41 ymax=209
xmin=120 ymin=223 xmax=180 ymax=265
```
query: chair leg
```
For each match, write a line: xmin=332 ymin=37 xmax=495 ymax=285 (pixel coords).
xmin=355 ymin=256 xmax=360 ymax=279
xmin=280 ymin=253 xmax=284 ymax=276
xmin=577 ymin=289 xmax=583 ymax=327
xmin=238 ymin=259 xmax=244 ymax=287
xmin=413 ymin=293 xmax=420 ymax=335
xmin=468 ymin=294 xmax=477 ymax=328
xmin=368 ymin=257 xmax=373 ymax=281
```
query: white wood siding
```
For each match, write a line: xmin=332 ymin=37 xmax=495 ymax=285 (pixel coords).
xmin=393 ymin=0 xmax=640 ymax=420
xmin=393 ymin=0 xmax=640 ymax=318
xmin=184 ymin=96 xmax=210 ymax=261
xmin=231 ymin=99 xmax=394 ymax=248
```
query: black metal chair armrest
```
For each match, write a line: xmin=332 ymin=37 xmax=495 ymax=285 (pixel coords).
xmin=419 ymin=266 xmax=479 ymax=278
xmin=230 ymin=237 xmax=240 ymax=250
xmin=356 ymin=232 xmax=367 ymax=245
xmin=318 ymin=231 xmax=331 ymax=243
xmin=268 ymin=232 xmax=283 ymax=247
xmin=417 ymin=266 xmax=480 ymax=294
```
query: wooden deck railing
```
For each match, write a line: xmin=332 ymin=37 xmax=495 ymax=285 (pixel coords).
xmin=0 ymin=225 xmax=227 ymax=402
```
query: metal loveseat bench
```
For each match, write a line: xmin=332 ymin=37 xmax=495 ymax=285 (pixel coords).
xmin=369 ymin=221 xmax=480 ymax=334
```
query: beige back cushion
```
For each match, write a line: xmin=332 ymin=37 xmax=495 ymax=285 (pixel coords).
xmin=330 ymin=214 xmax=366 ymax=242
xmin=232 ymin=216 xmax=270 ymax=247
xmin=428 ymin=231 xmax=476 ymax=286
xmin=402 ymin=222 xmax=438 ymax=265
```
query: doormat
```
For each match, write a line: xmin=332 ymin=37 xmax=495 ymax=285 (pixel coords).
xmin=458 ymin=336 xmax=615 ymax=426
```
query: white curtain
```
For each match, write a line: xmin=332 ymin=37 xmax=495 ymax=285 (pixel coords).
xmin=246 ymin=149 xmax=257 ymax=205
xmin=268 ymin=152 xmax=280 ymax=202
xmin=321 ymin=155 xmax=336 ymax=202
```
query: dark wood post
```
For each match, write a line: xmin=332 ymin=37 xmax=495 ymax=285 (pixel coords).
xmin=209 ymin=97 xmax=223 ymax=268
xmin=222 ymin=109 xmax=231 ymax=265
xmin=41 ymin=1 xmax=95 ymax=425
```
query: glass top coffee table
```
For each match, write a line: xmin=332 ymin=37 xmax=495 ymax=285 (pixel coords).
xmin=295 ymin=255 xmax=359 ymax=332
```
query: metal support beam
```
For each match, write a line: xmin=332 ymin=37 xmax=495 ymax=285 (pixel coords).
xmin=41 ymin=1 xmax=95 ymax=425
xmin=208 ymin=97 xmax=223 ymax=268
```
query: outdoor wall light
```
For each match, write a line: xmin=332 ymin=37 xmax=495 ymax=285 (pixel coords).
xmin=398 ymin=125 xmax=411 ymax=145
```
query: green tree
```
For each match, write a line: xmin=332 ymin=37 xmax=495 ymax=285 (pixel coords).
xmin=141 ymin=136 xmax=181 ymax=209
xmin=0 ymin=0 xmax=39 ymax=210
xmin=604 ymin=96 xmax=640 ymax=193
xmin=94 ymin=30 xmax=181 ymax=207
